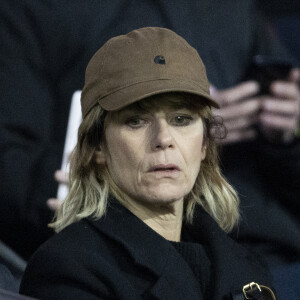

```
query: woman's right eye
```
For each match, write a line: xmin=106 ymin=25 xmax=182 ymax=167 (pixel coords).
xmin=125 ymin=117 xmax=147 ymax=128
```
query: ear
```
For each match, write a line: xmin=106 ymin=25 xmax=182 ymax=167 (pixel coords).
xmin=201 ymin=143 xmax=207 ymax=161
xmin=94 ymin=146 xmax=106 ymax=165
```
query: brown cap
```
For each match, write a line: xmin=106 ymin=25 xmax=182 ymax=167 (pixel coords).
xmin=81 ymin=27 xmax=219 ymax=117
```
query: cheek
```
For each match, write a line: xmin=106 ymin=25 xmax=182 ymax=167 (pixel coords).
xmin=181 ymin=132 xmax=204 ymax=175
xmin=188 ymin=131 xmax=204 ymax=156
xmin=105 ymin=137 xmax=129 ymax=171
xmin=104 ymin=129 xmax=143 ymax=181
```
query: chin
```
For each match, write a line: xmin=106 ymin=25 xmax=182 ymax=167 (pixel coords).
xmin=139 ymin=190 xmax=188 ymax=206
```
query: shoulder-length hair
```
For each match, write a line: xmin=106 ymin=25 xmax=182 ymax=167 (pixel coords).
xmin=50 ymin=93 xmax=239 ymax=233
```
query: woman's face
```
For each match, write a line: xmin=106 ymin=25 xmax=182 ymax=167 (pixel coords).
xmin=96 ymin=96 xmax=207 ymax=206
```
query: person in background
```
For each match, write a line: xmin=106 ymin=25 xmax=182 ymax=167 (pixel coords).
xmin=0 ymin=2 xmax=299 ymax=292
xmin=20 ymin=27 xmax=276 ymax=300
xmin=256 ymin=0 xmax=300 ymax=63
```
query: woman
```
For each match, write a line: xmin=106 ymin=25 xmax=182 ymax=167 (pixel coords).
xmin=20 ymin=27 xmax=276 ymax=300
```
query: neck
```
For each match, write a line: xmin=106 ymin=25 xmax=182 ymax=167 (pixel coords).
xmin=122 ymin=198 xmax=184 ymax=242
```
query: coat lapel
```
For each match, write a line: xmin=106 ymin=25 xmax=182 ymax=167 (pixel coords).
xmin=87 ymin=198 xmax=271 ymax=299
xmin=144 ymin=265 xmax=203 ymax=300
xmin=88 ymin=198 xmax=204 ymax=300
xmin=185 ymin=206 xmax=272 ymax=299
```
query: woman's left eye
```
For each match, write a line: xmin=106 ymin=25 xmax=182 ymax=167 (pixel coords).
xmin=171 ymin=115 xmax=193 ymax=126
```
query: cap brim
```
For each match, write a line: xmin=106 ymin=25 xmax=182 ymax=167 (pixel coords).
xmin=98 ymin=78 xmax=219 ymax=111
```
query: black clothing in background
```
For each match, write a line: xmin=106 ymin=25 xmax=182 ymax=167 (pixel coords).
xmin=256 ymin=0 xmax=300 ymax=17
xmin=20 ymin=199 xmax=273 ymax=300
xmin=0 ymin=264 xmax=17 ymax=292
xmin=255 ymin=0 xmax=300 ymax=65
xmin=0 ymin=0 xmax=299 ymax=266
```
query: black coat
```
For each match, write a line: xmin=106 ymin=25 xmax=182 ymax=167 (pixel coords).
xmin=20 ymin=199 xmax=273 ymax=300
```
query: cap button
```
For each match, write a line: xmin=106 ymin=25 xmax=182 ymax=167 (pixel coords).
xmin=154 ymin=55 xmax=166 ymax=65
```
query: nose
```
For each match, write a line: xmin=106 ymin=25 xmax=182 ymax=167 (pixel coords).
xmin=151 ymin=119 xmax=174 ymax=151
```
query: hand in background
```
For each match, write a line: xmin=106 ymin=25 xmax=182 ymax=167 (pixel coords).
xmin=211 ymin=68 xmax=300 ymax=145
xmin=47 ymin=170 xmax=69 ymax=211
xmin=210 ymin=81 xmax=261 ymax=145
xmin=259 ymin=68 xmax=300 ymax=143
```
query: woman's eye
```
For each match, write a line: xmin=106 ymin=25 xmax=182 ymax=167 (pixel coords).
xmin=125 ymin=117 xmax=146 ymax=128
xmin=171 ymin=115 xmax=193 ymax=126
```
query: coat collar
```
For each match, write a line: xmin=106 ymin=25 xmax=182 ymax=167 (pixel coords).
xmin=87 ymin=197 xmax=203 ymax=299
xmin=86 ymin=197 xmax=271 ymax=299
xmin=185 ymin=207 xmax=272 ymax=299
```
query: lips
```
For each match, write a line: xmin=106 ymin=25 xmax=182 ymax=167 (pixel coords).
xmin=149 ymin=164 xmax=180 ymax=172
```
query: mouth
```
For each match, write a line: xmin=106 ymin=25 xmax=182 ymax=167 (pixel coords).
xmin=149 ymin=164 xmax=180 ymax=172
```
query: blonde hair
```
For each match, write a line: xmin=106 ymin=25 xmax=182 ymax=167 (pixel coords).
xmin=51 ymin=93 xmax=239 ymax=233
